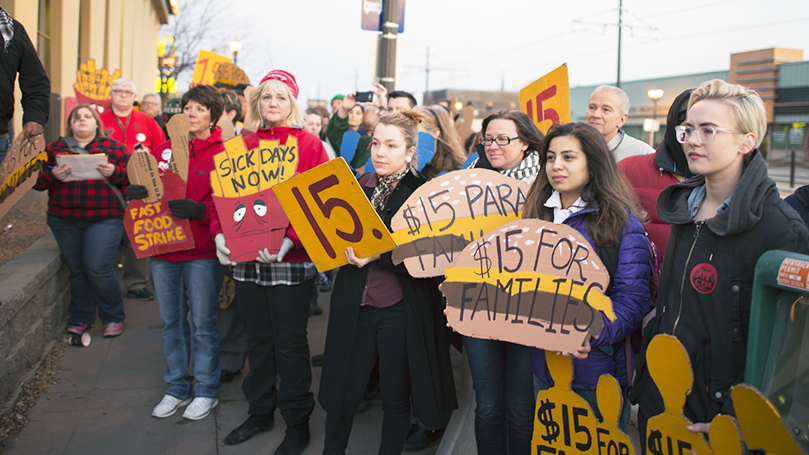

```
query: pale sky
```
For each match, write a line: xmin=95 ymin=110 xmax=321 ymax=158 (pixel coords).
xmin=177 ymin=0 xmax=809 ymax=105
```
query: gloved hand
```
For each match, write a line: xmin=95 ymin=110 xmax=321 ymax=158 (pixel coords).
xmin=215 ymin=234 xmax=233 ymax=265
xmin=127 ymin=184 xmax=149 ymax=200
xmin=168 ymin=198 xmax=206 ymax=220
xmin=255 ymin=237 xmax=294 ymax=263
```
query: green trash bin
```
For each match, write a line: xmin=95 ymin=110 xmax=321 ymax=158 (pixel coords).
xmin=747 ymin=250 xmax=809 ymax=451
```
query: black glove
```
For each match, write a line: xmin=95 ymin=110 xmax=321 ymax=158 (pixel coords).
xmin=127 ymin=185 xmax=149 ymax=200
xmin=168 ymin=198 xmax=206 ymax=220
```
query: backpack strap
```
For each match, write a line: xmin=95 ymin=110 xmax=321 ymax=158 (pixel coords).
xmin=63 ymin=137 xmax=128 ymax=210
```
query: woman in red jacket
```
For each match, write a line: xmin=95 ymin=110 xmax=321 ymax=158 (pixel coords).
xmin=215 ymin=70 xmax=328 ymax=455
xmin=127 ymin=85 xmax=225 ymax=422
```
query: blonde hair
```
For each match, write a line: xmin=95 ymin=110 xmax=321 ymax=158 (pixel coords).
xmin=245 ymin=79 xmax=305 ymax=130
xmin=375 ymin=109 xmax=427 ymax=172
xmin=417 ymin=106 xmax=466 ymax=179
xmin=689 ymin=79 xmax=767 ymax=148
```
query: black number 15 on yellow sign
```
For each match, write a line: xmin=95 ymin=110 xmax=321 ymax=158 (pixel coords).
xmin=272 ymin=157 xmax=397 ymax=272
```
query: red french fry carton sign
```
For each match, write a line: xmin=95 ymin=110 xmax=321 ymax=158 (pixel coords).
xmin=210 ymin=135 xmax=295 ymax=262
xmin=124 ymin=152 xmax=194 ymax=258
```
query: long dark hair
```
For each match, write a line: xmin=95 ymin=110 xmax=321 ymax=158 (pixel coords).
xmin=523 ymin=122 xmax=645 ymax=246
xmin=480 ymin=109 xmax=544 ymax=156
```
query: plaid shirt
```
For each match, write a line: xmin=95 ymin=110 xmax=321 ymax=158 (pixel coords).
xmin=34 ymin=137 xmax=130 ymax=221
xmin=233 ymin=261 xmax=317 ymax=286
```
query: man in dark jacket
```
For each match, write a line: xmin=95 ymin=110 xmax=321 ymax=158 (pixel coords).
xmin=0 ymin=7 xmax=50 ymax=164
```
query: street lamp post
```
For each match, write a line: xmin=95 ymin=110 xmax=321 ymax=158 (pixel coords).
xmin=230 ymin=40 xmax=242 ymax=64
xmin=646 ymin=89 xmax=664 ymax=146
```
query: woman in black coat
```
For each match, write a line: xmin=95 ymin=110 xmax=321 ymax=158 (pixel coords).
xmin=319 ymin=110 xmax=457 ymax=455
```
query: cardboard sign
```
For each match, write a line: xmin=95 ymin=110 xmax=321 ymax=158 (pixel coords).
xmin=455 ymin=105 xmax=475 ymax=140
xmin=777 ymin=258 xmax=809 ymax=291
xmin=210 ymin=135 xmax=294 ymax=262
xmin=127 ymin=152 xmax=163 ymax=203
xmin=124 ymin=169 xmax=195 ymax=258
xmin=644 ymin=334 xmax=741 ymax=455
xmin=441 ymin=219 xmax=615 ymax=352
xmin=532 ymin=351 xmax=634 ymax=455
xmin=191 ymin=50 xmax=232 ymax=87
xmin=272 ymin=157 xmax=396 ymax=272
xmin=73 ymin=59 xmax=121 ymax=114
xmin=165 ymin=114 xmax=190 ymax=182
xmin=391 ymin=169 xmax=530 ymax=278
xmin=217 ymin=116 xmax=236 ymax=141
xmin=519 ymin=64 xmax=571 ymax=134
xmin=214 ymin=62 xmax=250 ymax=87
xmin=0 ymin=134 xmax=47 ymax=219
xmin=732 ymin=384 xmax=806 ymax=455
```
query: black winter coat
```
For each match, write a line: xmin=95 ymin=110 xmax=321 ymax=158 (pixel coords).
xmin=633 ymin=150 xmax=809 ymax=424
xmin=0 ymin=20 xmax=50 ymax=135
xmin=318 ymin=170 xmax=458 ymax=426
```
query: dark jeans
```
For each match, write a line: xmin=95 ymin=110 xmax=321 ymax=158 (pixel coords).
xmin=463 ymin=336 xmax=534 ymax=455
xmin=48 ymin=216 xmax=125 ymax=325
xmin=0 ymin=135 xmax=8 ymax=164
xmin=234 ymin=278 xmax=315 ymax=426
xmin=323 ymin=302 xmax=411 ymax=455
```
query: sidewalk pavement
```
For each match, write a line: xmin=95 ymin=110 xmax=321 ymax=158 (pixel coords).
xmin=5 ymin=285 xmax=450 ymax=455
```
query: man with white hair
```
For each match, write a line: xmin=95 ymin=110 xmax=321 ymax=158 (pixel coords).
xmin=586 ymin=85 xmax=653 ymax=162
xmin=101 ymin=78 xmax=165 ymax=301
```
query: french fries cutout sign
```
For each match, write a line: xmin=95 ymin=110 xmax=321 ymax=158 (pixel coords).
xmin=73 ymin=59 xmax=121 ymax=114
xmin=391 ymin=169 xmax=530 ymax=278
xmin=442 ymin=219 xmax=615 ymax=353
xmin=210 ymin=135 xmax=294 ymax=262
xmin=123 ymin=114 xmax=195 ymax=258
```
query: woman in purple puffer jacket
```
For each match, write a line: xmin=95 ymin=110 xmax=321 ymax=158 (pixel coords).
xmin=522 ymin=122 xmax=652 ymax=432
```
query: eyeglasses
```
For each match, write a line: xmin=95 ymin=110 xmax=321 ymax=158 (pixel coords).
xmin=481 ymin=136 xmax=520 ymax=146
xmin=674 ymin=125 xmax=743 ymax=144
xmin=111 ymin=90 xmax=135 ymax=97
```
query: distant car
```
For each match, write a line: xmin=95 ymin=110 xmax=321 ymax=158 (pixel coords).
xmin=363 ymin=0 xmax=381 ymax=15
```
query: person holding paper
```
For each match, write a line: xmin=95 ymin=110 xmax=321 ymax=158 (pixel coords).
xmin=319 ymin=110 xmax=457 ymax=455
xmin=216 ymin=70 xmax=328 ymax=455
xmin=34 ymin=105 xmax=129 ymax=338
xmin=127 ymin=85 xmax=226 ymax=421
xmin=522 ymin=122 xmax=652 ymax=432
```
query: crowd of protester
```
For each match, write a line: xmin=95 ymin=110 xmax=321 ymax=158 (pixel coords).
xmin=27 ymin=62 xmax=809 ymax=455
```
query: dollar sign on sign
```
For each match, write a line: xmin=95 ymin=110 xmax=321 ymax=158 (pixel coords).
xmin=403 ymin=204 xmax=421 ymax=236
xmin=647 ymin=429 xmax=664 ymax=455
xmin=472 ymin=240 xmax=492 ymax=278
xmin=536 ymin=399 xmax=560 ymax=444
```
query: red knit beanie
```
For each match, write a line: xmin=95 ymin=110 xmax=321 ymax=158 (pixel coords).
xmin=259 ymin=70 xmax=299 ymax=99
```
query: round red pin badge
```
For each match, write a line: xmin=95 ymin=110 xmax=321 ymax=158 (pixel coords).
xmin=690 ymin=263 xmax=717 ymax=294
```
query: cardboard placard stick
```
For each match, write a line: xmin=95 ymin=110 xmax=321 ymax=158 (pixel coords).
xmin=126 ymin=151 xmax=163 ymax=203
xmin=165 ymin=114 xmax=190 ymax=182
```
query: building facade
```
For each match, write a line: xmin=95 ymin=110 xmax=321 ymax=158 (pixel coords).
xmin=3 ymin=0 xmax=172 ymax=140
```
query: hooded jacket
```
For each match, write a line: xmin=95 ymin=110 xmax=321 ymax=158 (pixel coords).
xmin=150 ymin=127 xmax=224 ymax=261
xmin=618 ymin=89 xmax=695 ymax=255
xmin=632 ymin=150 xmax=809 ymax=424
xmin=530 ymin=207 xmax=652 ymax=389
xmin=0 ymin=19 xmax=49 ymax=135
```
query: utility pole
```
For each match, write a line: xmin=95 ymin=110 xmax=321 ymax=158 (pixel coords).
xmin=378 ymin=0 xmax=400 ymax=93
xmin=425 ymin=47 xmax=430 ymax=104
xmin=617 ymin=0 xmax=623 ymax=88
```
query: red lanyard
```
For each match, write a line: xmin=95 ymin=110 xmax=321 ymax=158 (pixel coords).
xmin=114 ymin=113 xmax=132 ymax=146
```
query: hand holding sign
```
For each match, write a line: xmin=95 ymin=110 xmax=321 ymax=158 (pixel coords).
xmin=272 ymin=157 xmax=396 ymax=272
xmin=0 ymin=134 xmax=46 ymax=220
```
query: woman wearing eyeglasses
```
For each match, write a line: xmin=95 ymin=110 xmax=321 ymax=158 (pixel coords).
xmin=632 ymin=79 xmax=809 ymax=446
xmin=462 ymin=109 xmax=543 ymax=455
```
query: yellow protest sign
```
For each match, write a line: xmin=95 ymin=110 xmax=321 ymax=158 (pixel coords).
xmin=390 ymin=169 xmax=530 ymax=278
xmin=191 ymin=50 xmax=233 ymax=86
xmin=441 ymin=219 xmax=614 ymax=353
xmin=272 ymin=157 xmax=397 ymax=272
xmin=645 ymin=334 xmax=741 ymax=455
xmin=732 ymin=384 xmax=806 ymax=455
xmin=0 ymin=134 xmax=47 ymax=220
xmin=519 ymin=64 xmax=571 ymax=134
xmin=74 ymin=59 xmax=121 ymax=104
xmin=210 ymin=135 xmax=296 ymax=262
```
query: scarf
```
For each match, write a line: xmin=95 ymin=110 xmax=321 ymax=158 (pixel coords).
xmin=500 ymin=150 xmax=540 ymax=184
xmin=0 ymin=7 xmax=12 ymax=53
xmin=370 ymin=169 xmax=408 ymax=211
